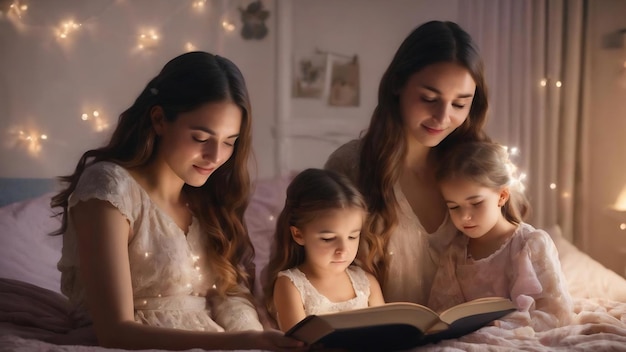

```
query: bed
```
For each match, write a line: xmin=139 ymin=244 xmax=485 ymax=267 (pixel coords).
xmin=1 ymin=176 xmax=626 ymax=352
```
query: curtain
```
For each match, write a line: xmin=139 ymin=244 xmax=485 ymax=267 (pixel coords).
xmin=457 ymin=0 xmax=586 ymax=242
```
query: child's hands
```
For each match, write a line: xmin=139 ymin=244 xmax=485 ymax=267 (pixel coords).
xmin=241 ymin=329 xmax=308 ymax=352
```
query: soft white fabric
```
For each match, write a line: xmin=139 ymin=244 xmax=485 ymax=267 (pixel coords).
xmin=325 ymin=140 xmax=459 ymax=305
xmin=57 ymin=161 xmax=262 ymax=332
xmin=428 ymin=223 xmax=573 ymax=331
xmin=0 ymin=193 xmax=62 ymax=294
xmin=545 ymin=224 xmax=626 ymax=302
xmin=277 ymin=266 xmax=370 ymax=316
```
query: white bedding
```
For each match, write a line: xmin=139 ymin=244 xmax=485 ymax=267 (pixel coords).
xmin=1 ymin=177 xmax=626 ymax=351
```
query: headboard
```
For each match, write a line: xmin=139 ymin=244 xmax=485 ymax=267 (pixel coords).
xmin=0 ymin=178 xmax=58 ymax=208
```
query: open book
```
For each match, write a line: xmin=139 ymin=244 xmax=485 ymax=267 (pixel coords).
xmin=285 ymin=297 xmax=516 ymax=351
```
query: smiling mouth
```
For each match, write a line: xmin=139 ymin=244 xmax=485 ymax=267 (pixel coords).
xmin=423 ymin=125 xmax=445 ymax=134
xmin=193 ymin=165 xmax=214 ymax=175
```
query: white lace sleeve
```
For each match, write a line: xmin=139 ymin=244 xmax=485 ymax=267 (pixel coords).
xmin=209 ymin=289 xmax=263 ymax=332
xmin=68 ymin=162 xmax=138 ymax=223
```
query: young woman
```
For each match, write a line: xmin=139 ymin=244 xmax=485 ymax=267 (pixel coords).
xmin=263 ymin=168 xmax=384 ymax=332
xmin=428 ymin=141 xmax=572 ymax=331
xmin=51 ymin=51 xmax=305 ymax=351
xmin=325 ymin=20 xmax=490 ymax=305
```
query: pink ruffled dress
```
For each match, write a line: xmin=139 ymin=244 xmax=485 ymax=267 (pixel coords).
xmin=428 ymin=223 xmax=573 ymax=331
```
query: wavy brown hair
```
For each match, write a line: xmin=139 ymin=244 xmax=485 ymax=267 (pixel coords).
xmin=262 ymin=168 xmax=369 ymax=317
xmin=435 ymin=141 xmax=530 ymax=225
xmin=358 ymin=21 xmax=490 ymax=286
xmin=50 ymin=52 xmax=256 ymax=298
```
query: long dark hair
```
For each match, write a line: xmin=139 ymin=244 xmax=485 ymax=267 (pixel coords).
xmin=51 ymin=51 xmax=256 ymax=297
xmin=358 ymin=21 xmax=490 ymax=286
xmin=263 ymin=168 xmax=369 ymax=316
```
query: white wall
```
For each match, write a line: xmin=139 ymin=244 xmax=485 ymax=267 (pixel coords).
xmin=283 ymin=0 xmax=458 ymax=174
xmin=0 ymin=0 xmax=228 ymax=177
xmin=0 ymin=0 xmax=458 ymax=180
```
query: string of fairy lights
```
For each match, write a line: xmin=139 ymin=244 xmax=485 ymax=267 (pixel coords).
xmin=1 ymin=0 xmax=239 ymax=157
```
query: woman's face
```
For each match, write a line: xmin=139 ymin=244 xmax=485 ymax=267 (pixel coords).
xmin=154 ymin=101 xmax=242 ymax=187
xmin=398 ymin=61 xmax=476 ymax=148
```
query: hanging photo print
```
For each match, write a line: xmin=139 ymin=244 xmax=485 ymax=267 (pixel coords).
xmin=239 ymin=0 xmax=269 ymax=40
xmin=328 ymin=54 xmax=359 ymax=107
xmin=293 ymin=52 xmax=328 ymax=99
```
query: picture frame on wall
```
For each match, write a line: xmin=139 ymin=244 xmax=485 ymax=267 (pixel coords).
xmin=292 ymin=53 xmax=328 ymax=99
xmin=327 ymin=54 xmax=359 ymax=107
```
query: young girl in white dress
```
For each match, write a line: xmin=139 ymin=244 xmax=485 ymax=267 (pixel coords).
xmin=263 ymin=168 xmax=385 ymax=332
xmin=427 ymin=141 xmax=572 ymax=331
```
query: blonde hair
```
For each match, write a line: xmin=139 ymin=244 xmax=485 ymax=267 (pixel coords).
xmin=435 ymin=141 xmax=530 ymax=225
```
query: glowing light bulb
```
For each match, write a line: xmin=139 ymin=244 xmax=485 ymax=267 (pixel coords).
xmin=192 ymin=0 xmax=206 ymax=11
xmin=222 ymin=20 xmax=235 ymax=32
xmin=56 ymin=20 xmax=81 ymax=40
xmin=7 ymin=125 xmax=47 ymax=157
xmin=555 ymin=81 xmax=562 ymax=88
xmin=620 ymin=223 xmax=626 ymax=231
xmin=81 ymin=110 xmax=109 ymax=132
xmin=185 ymin=42 xmax=197 ymax=52
xmin=137 ymin=29 xmax=160 ymax=50
xmin=540 ymin=79 xmax=547 ymax=87
xmin=549 ymin=183 xmax=557 ymax=190
xmin=2 ymin=1 xmax=28 ymax=18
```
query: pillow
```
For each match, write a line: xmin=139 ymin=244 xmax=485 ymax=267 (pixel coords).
xmin=546 ymin=224 xmax=626 ymax=301
xmin=0 ymin=178 xmax=57 ymax=207
xmin=246 ymin=175 xmax=295 ymax=328
xmin=0 ymin=193 xmax=63 ymax=294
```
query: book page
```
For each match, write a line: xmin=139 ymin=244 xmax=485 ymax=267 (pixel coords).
xmin=439 ymin=297 xmax=516 ymax=324
xmin=318 ymin=302 xmax=441 ymax=332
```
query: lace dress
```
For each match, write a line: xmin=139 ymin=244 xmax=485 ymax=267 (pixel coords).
xmin=428 ymin=223 xmax=573 ymax=331
xmin=277 ymin=266 xmax=370 ymax=315
xmin=325 ymin=140 xmax=457 ymax=305
xmin=57 ymin=161 xmax=262 ymax=332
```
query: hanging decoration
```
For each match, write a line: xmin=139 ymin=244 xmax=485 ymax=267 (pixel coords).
xmin=0 ymin=0 xmax=27 ymax=18
xmin=238 ymin=0 xmax=269 ymax=40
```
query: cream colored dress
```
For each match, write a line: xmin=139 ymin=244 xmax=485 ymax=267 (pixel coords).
xmin=57 ymin=161 xmax=262 ymax=332
xmin=278 ymin=266 xmax=370 ymax=315
xmin=325 ymin=140 xmax=457 ymax=305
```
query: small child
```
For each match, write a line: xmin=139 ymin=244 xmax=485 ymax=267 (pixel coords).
xmin=264 ymin=168 xmax=385 ymax=332
xmin=428 ymin=141 xmax=572 ymax=331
